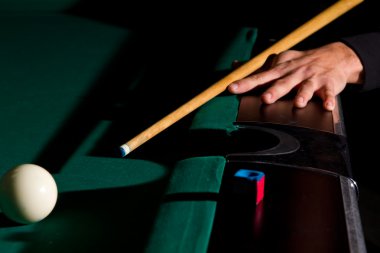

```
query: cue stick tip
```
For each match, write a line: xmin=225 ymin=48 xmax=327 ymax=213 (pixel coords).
xmin=120 ymin=144 xmax=131 ymax=157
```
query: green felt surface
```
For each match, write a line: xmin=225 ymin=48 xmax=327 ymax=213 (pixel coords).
xmin=0 ymin=92 xmax=169 ymax=253
xmin=0 ymin=14 xmax=169 ymax=253
xmin=145 ymin=156 xmax=226 ymax=253
xmin=0 ymin=12 xmax=257 ymax=253
xmin=54 ymin=121 xmax=168 ymax=193
xmin=0 ymin=14 xmax=130 ymax=170
xmin=0 ymin=118 xmax=169 ymax=252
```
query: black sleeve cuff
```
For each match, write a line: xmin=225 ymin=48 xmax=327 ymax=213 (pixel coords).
xmin=341 ymin=32 xmax=380 ymax=91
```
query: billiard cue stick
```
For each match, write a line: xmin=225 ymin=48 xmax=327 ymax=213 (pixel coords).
xmin=120 ymin=0 xmax=364 ymax=157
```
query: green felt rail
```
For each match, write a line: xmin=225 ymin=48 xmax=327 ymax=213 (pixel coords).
xmin=145 ymin=156 xmax=226 ymax=253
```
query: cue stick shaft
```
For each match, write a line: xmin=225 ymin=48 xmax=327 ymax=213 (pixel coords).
xmin=120 ymin=0 xmax=364 ymax=156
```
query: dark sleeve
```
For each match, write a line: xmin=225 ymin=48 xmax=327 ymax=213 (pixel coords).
xmin=340 ymin=32 xmax=380 ymax=91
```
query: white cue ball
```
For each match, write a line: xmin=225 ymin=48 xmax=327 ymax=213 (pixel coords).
xmin=0 ymin=164 xmax=58 ymax=224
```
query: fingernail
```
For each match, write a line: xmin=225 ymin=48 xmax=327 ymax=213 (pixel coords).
xmin=297 ymin=96 xmax=304 ymax=104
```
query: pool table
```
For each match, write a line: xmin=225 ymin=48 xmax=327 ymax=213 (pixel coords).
xmin=0 ymin=8 xmax=260 ymax=252
xmin=0 ymin=4 xmax=366 ymax=253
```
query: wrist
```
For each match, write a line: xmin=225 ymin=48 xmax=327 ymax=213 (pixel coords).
xmin=336 ymin=42 xmax=364 ymax=84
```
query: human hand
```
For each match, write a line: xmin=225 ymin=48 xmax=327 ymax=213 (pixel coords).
xmin=228 ymin=42 xmax=363 ymax=111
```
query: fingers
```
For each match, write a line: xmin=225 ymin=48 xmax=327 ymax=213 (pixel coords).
xmin=273 ymin=50 xmax=304 ymax=65
xmin=294 ymin=79 xmax=336 ymax=111
xmin=228 ymin=54 xmax=279 ymax=94
xmin=261 ymin=67 xmax=308 ymax=104
xmin=261 ymin=79 xmax=296 ymax=104
xmin=294 ymin=80 xmax=315 ymax=108
xmin=228 ymin=70 xmax=278 ymax=94
xmin=228 ymin=51 xmax=304 ymax=95
xmin=318 ymin=87 xmax=336 ymax=111
xmin=227 ymin=46 xmax=347 ymax=111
